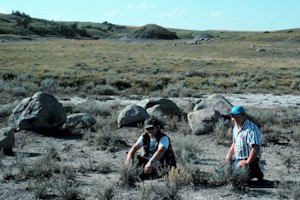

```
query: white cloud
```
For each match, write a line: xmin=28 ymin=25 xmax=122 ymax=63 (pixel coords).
xmin=127 ymin=2 xmax=157 ymax=10
xmin=159 ymin=8 xmax=189 ymax=18
xmin=210 ymin=11 xmax=223 ymax=18
xmin=105 ymin=10 xmax=120 ymax=17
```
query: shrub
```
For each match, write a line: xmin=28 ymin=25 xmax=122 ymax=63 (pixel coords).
xmin=0 ymin=101 xmax=18 ymax=119
xmin=174 ymin=135 xmax=202 ymax=166
xmin=138 ymin=181 xmax=180 ymax=200
xmin=118 ymin=161 xmax=141 ymax=188
xmin=94 ymin=183 xmax=116 ymax=200
xmin=41 ymin=78 xmax=58 ymax=90
xmin=290 ymin=125 xmax=300 ymax=145
xmin=73 ymin=100 xmax=117 ymax=117
xmin=276 ymin=178 xmax=300 ymax=199
xmin=86 ymin=129 xmax=127 ymax=152
xmin=92 ymin=84 xmax=117 ymax=95
xmin=11 ymin=86 xmax=27 ymax=97
xmin=212 ymin=118 xmax=232 ymax=144
xmin=164 ymin=165 xmax=192 ymax=188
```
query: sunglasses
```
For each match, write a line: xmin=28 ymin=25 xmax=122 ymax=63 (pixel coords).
xmin=146 ymin=127 xmax=154 ymax=131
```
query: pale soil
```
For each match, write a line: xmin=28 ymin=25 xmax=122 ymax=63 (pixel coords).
xmin=0 ymin=93 xmax=299 ymax=200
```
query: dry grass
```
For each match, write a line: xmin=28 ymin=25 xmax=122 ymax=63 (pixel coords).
xmin=0 ymin=38 xmax=299 ymax=100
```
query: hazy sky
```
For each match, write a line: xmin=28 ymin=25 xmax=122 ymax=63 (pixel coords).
xmin=1 ymin=0 xmax=299 ymax=31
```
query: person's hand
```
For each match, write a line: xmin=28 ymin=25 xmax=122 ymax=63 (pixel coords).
xmin=144 ymin=161 xmax=152 ymax=174
xmin=237 ymin=160 xmax=248 ymax=167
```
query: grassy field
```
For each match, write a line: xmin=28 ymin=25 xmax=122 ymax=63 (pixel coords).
xmin=1 ymin=33 xmax=300 ymax=100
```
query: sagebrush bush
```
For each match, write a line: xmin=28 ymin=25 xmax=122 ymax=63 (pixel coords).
xmin=212 ymin=118 xmax=232 ymax=144
xmin=276 ymin=178 xmax=300 ymax=199
xmin=138 ymin=181 xmax=180 ymax=200
xmin=92 ymin=84 xmax=118 ymax=95
xmin=174 ymin=135 xmax=202 ymax=166
xmin=87 ymin=129 xmax=126 ymax=152
xmin=290 ymin=125 xmax=300 ymax=145
xmin=73 ymin=100 xmax=118 ymax=117
xmin=94 ymin=183 xmax=116 ymax=200
xmin=119 ymin=160 xmax=141 ymax=188
xmin=164 ymin=165 xmax=192 ymax=188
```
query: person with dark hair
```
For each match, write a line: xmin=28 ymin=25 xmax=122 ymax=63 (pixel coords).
xmin=125 ymin=117 xmax=176 ymax=179
xmin=225 ymin=105 xmax=264 ymax=181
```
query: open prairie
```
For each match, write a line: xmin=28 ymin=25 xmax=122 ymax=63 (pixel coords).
xmin=0 ymin=32 xmax=300 ymax=101
xmin=0 ymin=35 xmax=300 ymax=199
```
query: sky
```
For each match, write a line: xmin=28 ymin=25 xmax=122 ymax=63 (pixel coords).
xmin=0 ymin=0 xmax=299 ymax=31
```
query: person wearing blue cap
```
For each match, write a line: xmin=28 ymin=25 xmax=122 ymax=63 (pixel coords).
xmin=225 ymin=105 xmax=264 ymax=181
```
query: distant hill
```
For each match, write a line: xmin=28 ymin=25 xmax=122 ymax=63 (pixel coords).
xmin=1 ymin=11 xmax=300 ymax=43
xmin=0 ymin=12 xmax=134 ymax=40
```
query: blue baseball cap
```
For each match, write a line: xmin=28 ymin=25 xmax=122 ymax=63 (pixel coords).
xmin=230 ymin=105 xmax=245 ymax=115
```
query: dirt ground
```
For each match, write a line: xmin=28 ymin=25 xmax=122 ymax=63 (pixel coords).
xmin=1 ymin=94 xmax=299 ymax=200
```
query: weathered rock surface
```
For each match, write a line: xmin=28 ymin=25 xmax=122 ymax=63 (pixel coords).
xmin=9 ymin=92 xmax=66 ymax=131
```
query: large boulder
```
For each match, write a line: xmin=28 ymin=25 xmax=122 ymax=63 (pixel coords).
xmin=188 ymin=108 xmax=222 ymax=135
xmin=138 ymin=98 xmax=181 ymax=117
xmin=194 ymin=94 xmax=232 ymax=116
xmin=62 ymin=113 xmax=96 ymax=133
xmin=9 ymin=92 xmax=67 ymax=131
xmin=0 ymin=127 xmax=14 ymax=155
xmin=118 ymin=104 xmax=150 ymax=128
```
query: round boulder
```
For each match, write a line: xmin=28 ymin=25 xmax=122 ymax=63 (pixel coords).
xmin=194 ymin=94 xmax=232 ymax=116
xmin=138 ymin=98 xmax=181 ymax=117
xmin=118 ymin=104 xmax=150 ymax=128
xmin=9 ymin=92 xmax=67 ymax=131
xmin=63 ymin=113 xmax=96 ymax=133
xmin=188 ymin=108 xmax=222 ymax=135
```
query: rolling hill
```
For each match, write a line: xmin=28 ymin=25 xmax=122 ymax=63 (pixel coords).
xmin=1 ymin=11 xmax=300 ymax=43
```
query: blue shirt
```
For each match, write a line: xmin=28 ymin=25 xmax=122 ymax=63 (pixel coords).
xmin=233 ymin=119 xmax=262 ymax=159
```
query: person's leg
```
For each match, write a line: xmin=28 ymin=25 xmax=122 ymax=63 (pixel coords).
xmin=249 ymin=158 xmax=264 ymax=181
xmin=136 ymin=155 xmax=158 ymax=180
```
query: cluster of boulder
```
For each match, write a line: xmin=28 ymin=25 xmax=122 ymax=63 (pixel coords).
xmin=1 ymin=91 xmax=234 ymax=155
xmin=185 ymin=33 xmax=214 ymax=45
xmin=1 ymin=92 xmax=96 ymax=155
xmin=117 ymin=94 xmax=232 ymax=135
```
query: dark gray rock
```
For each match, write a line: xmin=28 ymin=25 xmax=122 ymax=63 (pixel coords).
xmin=138 ymin=98 xmax=181 ymax=117
xmin=9 ymin=92 xmax=66 ymax=131
xmin=0 ymin=127 xmax=14 ymax=149
xmin=63 ymin=113 xmax=96 ymax=133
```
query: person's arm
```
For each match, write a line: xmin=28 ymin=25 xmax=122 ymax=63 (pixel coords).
xmin=144 ymin=146 xmax=167 ymax=174
xmin=225 ymin=142 xmax=235 ymax=161
xmin=237 ymin=144 xmax=259 ymax=167
xmin=125 ymin=142 xmax=141 ymax=163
